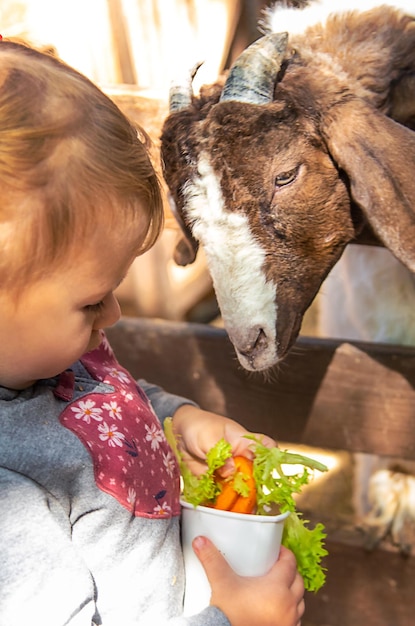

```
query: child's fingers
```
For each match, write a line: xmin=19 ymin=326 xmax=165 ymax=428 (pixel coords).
xmin=192 ymin=535 xmax=231 ymax=588
xmin=249 ymin=432 xmax=276 ymax=448
xmin=298 ymin=597 xmax=306 ymax=621
xmin=273 ymin=546 xmax=301 ymax=587
xmin=227 ymin=432 xmax=276 ymax=458
xmin=272 ymin=548 xmax=305 ymax=621
xmin=216 ymin=433 xmax=276 ymax=479
xmin=194 ymin=537 xmax=305 ymax=626
xmin=290 ymin=569 xmax=305 ymax=610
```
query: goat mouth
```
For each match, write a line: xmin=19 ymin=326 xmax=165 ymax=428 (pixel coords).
xmin=237 ymin=351 xmax=280 ymax=372
xmin=275 ymin=312 xmax=303 ymax=360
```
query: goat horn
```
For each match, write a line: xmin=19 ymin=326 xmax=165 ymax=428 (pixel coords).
xmin=220 ymin=32 xmax=288 ymax=104
xmin=169 ymin=62 xmax=204 ymax=112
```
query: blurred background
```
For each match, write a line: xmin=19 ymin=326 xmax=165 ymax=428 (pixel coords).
xmin=0 ymin=0 xmax=317 ymax=330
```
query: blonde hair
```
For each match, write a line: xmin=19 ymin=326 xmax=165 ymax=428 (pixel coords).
xmin=0 ymin=40 xmax=164 ymax=290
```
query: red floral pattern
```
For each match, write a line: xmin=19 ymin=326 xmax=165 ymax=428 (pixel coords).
xmin=58 ymin=334 xmax=180 ymax=518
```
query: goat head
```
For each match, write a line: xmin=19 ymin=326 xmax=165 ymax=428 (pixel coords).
xmin=161 ymin=8 xmax=415 ymax=371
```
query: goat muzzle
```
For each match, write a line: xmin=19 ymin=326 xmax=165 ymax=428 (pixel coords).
xmin=228 ymin=326 xmax=276 ymax=371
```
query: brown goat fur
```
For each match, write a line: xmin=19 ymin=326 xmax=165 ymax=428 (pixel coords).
xmin=161 ymin=5 xmax=415 ymax=371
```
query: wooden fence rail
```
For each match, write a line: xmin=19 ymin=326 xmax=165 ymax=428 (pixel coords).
xmin=106 ymin=316 xmax=415 ymax=626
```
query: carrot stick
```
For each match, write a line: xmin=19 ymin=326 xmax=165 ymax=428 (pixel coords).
xmin=213 ymin=456 xmax=256 ymax=514
xmin=213 ymin=477 xmax=240 ymax=511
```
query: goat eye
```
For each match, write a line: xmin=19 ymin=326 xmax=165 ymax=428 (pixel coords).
xmin=275 ymin=168 xmax=298 ymax=188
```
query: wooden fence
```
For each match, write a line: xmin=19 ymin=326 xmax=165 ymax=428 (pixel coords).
xmin=107 ymin=316 xmax=415 ymax=626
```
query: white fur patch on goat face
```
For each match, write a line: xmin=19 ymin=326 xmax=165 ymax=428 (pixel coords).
xmin=183 ymin=153 xmax=277 ymax=368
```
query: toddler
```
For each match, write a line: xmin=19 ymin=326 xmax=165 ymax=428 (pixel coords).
xmin=0 ymin=40 xmax=304 ymax=626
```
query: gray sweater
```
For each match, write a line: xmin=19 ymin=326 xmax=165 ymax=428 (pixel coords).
xmin=0 ymin=355 xmax=230 ymax=626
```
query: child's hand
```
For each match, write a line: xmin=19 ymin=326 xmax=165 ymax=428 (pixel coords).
xmin=193 ymin=538 xmax=305 ymax=626
xmin=171 ymin=405 xmax=275 ymax=477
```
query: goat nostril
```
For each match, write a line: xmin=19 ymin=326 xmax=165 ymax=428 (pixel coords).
xmin=255 ymin=328 xmax=267 ymax=350
xmin=239 ymin=328 xmax=268 ymax=357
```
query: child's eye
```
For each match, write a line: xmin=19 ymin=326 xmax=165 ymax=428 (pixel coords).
xmin=84 ymin=301 xmax=105 ymax=314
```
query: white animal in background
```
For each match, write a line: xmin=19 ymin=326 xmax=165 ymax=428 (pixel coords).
xmin=320 ymin=245 xmax=415 ymax=347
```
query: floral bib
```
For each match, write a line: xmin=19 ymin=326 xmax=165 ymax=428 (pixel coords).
xmin=56 ymin=334 xmax=181 ymax=518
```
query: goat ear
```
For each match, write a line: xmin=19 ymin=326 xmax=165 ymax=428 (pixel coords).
xmin=173 ymin=233 xmax=199 ymax=266
xmin=167 ymin=193 xmax=199 ymax=266
xmin=322 ymin=101 xmax=415 ymax=273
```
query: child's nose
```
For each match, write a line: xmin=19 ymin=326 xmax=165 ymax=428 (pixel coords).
xmin=94 ymin=293 xmax=121 ymax=329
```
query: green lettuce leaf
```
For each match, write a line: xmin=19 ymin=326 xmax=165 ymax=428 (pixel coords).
xmin=164 ymin=419 xmax=328 ymax=591
xmin=249 ymin=437 xmax=329 ymax=592
xmin=164 ymin=418 xmax=233 ymax=506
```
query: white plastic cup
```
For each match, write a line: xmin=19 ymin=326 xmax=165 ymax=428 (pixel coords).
xmin=180 ymin=499 xmax=290 ymax=616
